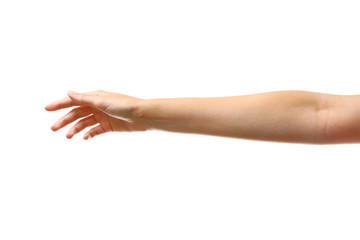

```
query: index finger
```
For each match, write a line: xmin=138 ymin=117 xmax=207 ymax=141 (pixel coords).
xmin=45 ymin=96 xmax=77 ymax=111
xmin=44 ymin=90 xmax=102 ymax=111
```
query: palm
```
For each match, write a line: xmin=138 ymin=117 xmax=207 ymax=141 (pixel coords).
xmin=91 ymin=107 xmax=132 ymax=132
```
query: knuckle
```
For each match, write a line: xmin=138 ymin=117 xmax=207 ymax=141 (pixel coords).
xmin=88 ymin=131 xmax=93 ymax=138
xmin=71 ymin=107 xmax=85 ymax=117
xmin=73 ymin=124 xmax=80 ymax=133
xmin=60 ymin=117 xmax=68 ymax=125
xmin=96 ymin=89 xmax=105 ymax=95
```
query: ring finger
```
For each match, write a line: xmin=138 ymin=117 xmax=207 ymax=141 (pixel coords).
xmin=66 ymin=115 xmax=98 ymax=139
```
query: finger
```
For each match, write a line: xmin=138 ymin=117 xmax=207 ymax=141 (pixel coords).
xmin=45 ymin=90 xmax=104 ymax=111
xmin=67 ymin=90 xmax=105 ymax=110
xmin=51 ymin=106 xmax=92 ymax=131
xmin=83 ymin=125 xmax=106 ymax=140
xmin=66 ymin=115 xmax=98 ymax=139
xmin=45 ymin=96 xmax=76 ymax=111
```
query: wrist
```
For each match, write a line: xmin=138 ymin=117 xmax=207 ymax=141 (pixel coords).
xmin=131 ymin=99 xmax=157 ymax=131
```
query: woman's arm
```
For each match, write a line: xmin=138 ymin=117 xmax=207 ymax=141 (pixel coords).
xmin=134 ymin=90 xmax=333 ymax=144
xmin=46 ymin=90 xmax=360 ymax=144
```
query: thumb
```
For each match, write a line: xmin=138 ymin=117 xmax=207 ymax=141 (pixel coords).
xmin=67 ymin=91 xmax=104 ymax=109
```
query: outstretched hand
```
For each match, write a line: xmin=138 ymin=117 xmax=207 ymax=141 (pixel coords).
xmin=45 ymin=90 xmax=147 ymax=140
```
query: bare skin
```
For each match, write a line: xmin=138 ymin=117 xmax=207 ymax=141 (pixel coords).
xmin=44 ymin=90 xmax=360 ymax=144
xmin=44 ymin=90 xmax=148 ymax=140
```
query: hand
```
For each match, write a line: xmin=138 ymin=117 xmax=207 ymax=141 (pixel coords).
xmin=45 ymin=90 xmax=148 ymax=140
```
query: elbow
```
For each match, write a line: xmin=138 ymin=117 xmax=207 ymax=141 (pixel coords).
xmin=316 ymin=107 xmax=332 ymax=144
xmin=315 ymin=94 xmax=360 ymax=144
xmin=313 ymin=93 xmax=334 ymax=144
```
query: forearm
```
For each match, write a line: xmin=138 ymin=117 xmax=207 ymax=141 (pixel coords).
xmin=135 ymin=90 xmax=330 ymax=144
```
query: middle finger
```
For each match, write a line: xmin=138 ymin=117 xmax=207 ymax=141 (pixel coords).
xmin=51 ymin=106 xmax=93 ymax=131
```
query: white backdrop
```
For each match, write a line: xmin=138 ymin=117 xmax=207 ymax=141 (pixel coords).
xmin=1 ymin=1 xmax=360 ymax=239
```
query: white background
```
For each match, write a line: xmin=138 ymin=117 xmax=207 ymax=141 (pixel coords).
xmin=1 ymin=0 xmax=360 ymax=239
